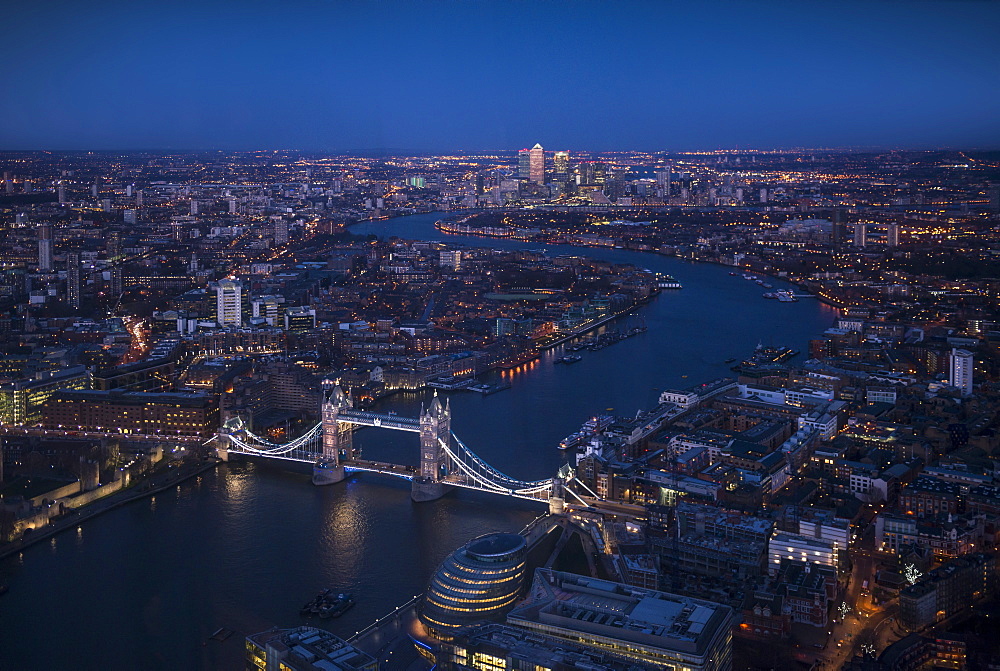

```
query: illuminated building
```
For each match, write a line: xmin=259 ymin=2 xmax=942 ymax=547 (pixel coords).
xmin=66 ymin=251 xmax=81 ymax=310
xmin=853 ymin=222 xmax=867 ymax=248
xmin=213 ymin=279 xmax=244 ymax=327
xmin=246 ymin=626 xmax=377 ymax=671
xmin=37 ymin=222 xmax=53 ymax=272
xmin=273 ymin=218 xmax=289 ymax=245
xmin=886 ymin=222 xmax=900 ymax=247
xmin=528 ymin=143 xmax=544 ymax=184
xmin=0 ymin=366 xmax=91 ymax=425
xmin=42 ymin=389 xmax=218 ymax=437
xmin=496 ymin=569 xmax=734 ymax=671
xmin=420 ymin=533 xmax=528 ymax=635
xmin=517 ymin=148 xmax=531 ymax=181
xmin=949 ymin=348 xmax=973 ymax=397
xmin=899 ymin=553 xmax=998 ymax=632
xmin=284 ymin=306 xmax=316 ymax=332
xmin=553 ymin=150 xmax=569 ymax=180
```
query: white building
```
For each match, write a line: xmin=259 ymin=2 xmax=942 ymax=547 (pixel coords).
xmin=769 ymin=531 xmax=838 ymax=575
xmin=949 ymin=348 xmax=973 ymax=397
xmin=213 ymin=279 xmax=243 ymax=327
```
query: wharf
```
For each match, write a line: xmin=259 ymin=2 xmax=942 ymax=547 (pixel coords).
xmin=537 ymin=294 xmax=656 ymax=351
xmin=0 ymin=458 xmax=219 ymax=561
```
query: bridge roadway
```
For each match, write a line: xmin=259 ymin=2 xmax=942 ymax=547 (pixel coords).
xmin=0 ymin=426 xmax=206 ymax=443
xmin=337 ymin=410 xmax=420 ymax=432
xmin=343 ymin=458 xmax=418 ymax=479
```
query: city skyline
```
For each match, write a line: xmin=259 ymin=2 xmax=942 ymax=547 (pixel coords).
xmin=2 ymin=0 xmax=999 ymax=152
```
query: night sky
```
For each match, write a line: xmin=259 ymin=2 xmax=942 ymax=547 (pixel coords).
xmin=1 ymin=0 xmax=998 ymax=152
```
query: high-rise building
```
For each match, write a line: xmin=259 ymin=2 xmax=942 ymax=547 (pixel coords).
xmin=853 ymin=223 xmax=867 ymax=248
xmin=553 ymin=150 xmax=569 ymax=179
xmin=886 ymin=222 xmax=900 ymax=247
xmin=950 ymin=348 xmax=973 ymax=397
xmin=517 ymin=148 xmax=531 ymax=181
xmin=273 ymin=218 xmax=289 ymax=245
xmin=214 ymin=279 xmax=244 ymax=327
xmin=123 ymin=209 xmax=137 ymax=225
xmin=57 ymin=182 xmax=66 ymax=204
xmin=66 ymin=252 xmax=81 ymax=310
xmin=529 ymin=143 xmax=544 ymax=184
xmin=37 ymin=223 xmax=53 ymax=272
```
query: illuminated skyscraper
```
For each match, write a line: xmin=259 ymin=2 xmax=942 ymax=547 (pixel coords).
xmin=66 ymin=252 xmax=81 ymax=310
xmin=553 ymin=150 xmax=569 ymax=179
xmin=517 ymin=148 xmax=531 ymax=181
xmin=37 ymin=223 xmax=53 ymax=272
xmin=950 ymin=348 xmax=973 ymax=397
xmin=528 ymin=143 xmax=544 ymax=184
xmin=214 ymin=279 xmax=244 ymax=327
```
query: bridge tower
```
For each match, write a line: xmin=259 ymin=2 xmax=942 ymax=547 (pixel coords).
xmin=314 ymin=384 xmax=354 ymax=485
xmin=412 ymin=392 xmax=452 ymax=502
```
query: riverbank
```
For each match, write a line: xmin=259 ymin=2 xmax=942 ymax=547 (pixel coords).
xmin=536 ymin=293 xmax=657 ymax=351
xmin=0 ymin=457 xmax=219 ymax=561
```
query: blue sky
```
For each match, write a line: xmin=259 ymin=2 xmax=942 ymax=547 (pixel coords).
xmin=1 ymin=0 xmax=998 ymax=151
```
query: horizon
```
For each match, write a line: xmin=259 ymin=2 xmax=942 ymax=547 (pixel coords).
xmin=2 ymin=0 xmax=998 ymax=152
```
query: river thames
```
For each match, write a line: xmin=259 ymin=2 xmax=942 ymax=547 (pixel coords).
xmin=0 ymin=212 xmax=837 ymax=670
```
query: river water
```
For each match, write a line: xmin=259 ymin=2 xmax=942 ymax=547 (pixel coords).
xmin=0 ymin=212 xmax=836 ymax=670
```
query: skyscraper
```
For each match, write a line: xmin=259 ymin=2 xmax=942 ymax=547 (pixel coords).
xmin=517 ymin=148 xmax=531 ymax=181
xmin=214 ymin=279 xmax=244 ymax=327
xmin=950 ymin=348 xmax=973 ymax=397
xmin=528 ymin=143 xmax=544 ymax=184
xmin=553 ymin=151 xmax=569 ymax=180
xmin=37 ymin=223 xmax=53 ymax=272
xmin=66 ymin=252 xmax=81 ymax=310
xmin=274 ymin=218 xmax=289 ymax=245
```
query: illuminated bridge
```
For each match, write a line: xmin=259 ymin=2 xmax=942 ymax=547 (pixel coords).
xmin=217 ymin=385 xmax=587 ymax=512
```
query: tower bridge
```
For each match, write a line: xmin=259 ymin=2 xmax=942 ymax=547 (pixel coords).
xmin=217 ymin=385 xmax=582 ymax=513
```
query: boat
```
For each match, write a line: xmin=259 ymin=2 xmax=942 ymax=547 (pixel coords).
xmin=556 ymin=354 xmax=582 ymax=364
xmin=776 ymin=291 xmax=798 ymax=302
xmin=301 ymin=589 xmax=332 ymax=616
xmin=724 ymin=357 xmax=737 ymax=364
xmin=558 ymin=432 xmax=588 ymax=450
xmin=733 ymin=344 xmax=799 ymax=370
xmin=318 ymin=593 xmax=354 ymax=619
xmin=761 ymin=283 xmax=773 ymax=289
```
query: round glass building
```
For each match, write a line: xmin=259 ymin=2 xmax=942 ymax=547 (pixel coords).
xmin=421 ymin=532 xmax=528 ymax=635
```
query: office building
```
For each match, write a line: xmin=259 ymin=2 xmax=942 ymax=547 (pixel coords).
xmin=0 ymin=366 xmax=91 ymax=425
xmin=213 ymin=279 xmax=244 ymax=327
xmin=421 ymin=533 xmax=528 ymax=635
xmin=37 ymin=223 xmax=53 ymax=272
xmin=769 ymin=531 xmax=839 ymax=575
xmin=949 ymin=348 xmax=973 ymax=397
xmin=528 ymin=143 xmax=544 ymax=184
xmin=42 ymin=390 xmax=218 ymax=437
xmin=502 ymin=569 xmax=734 ymax=671
xmin=66 ymin=252 xmax=81 ymax=310
xmin=246 ymin=626 xmax=377 ymax=671
xmin=553 ymin=150 xmax=569 ymax=179
xmin=517 ymin=148 xmax=531 ymax=181
xmin=284 ymin=306 xmax=316 ymax=332
xmin=899 ymin=553 xmax=998 ymax=632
